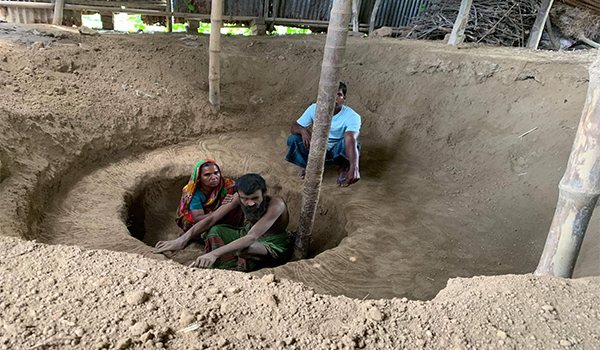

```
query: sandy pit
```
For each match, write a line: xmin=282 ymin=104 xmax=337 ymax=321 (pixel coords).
xmin=0 ymin=23 xmax=599 ymax=349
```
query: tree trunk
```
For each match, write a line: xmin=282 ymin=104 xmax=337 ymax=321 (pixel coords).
xmin=209 ymin=0 xmax=223 ymax=109
xmin=534 ymin=52 xmax=600 ymax=278
xmin=448 ymin=0 xmax=473 ymax=46
xmin=368 ymin=0 xmax=381 ymax=35
xmin=293 ymin=0 xmax=352 ymax=260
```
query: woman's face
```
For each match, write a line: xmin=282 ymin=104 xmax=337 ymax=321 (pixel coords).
xmin=200 ymin=164 xmax=220 ymax=189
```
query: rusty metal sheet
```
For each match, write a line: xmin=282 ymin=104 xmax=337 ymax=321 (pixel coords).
xmin=174 ymin=0 xmax=263 ymax=17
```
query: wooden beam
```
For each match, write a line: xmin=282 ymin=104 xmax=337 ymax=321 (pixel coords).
xmin=527 ymin=0 xmax=554 ymax=49
xmin=66 ymin=0 xmax=166 ymax=10
xmin=52 ymin=0 xmax=65 ymax=25
xmin=545 ymin=16 xmax=559 ymax=50
xmin=448 ymin=0 xmax=472 ymax=46
xmin=368 ymin=0 xmax=381 ymax=34
xmin=0 ymin=2 xmax=54 ymax=9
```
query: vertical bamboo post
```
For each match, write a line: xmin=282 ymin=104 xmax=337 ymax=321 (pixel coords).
xmin=352 ymin=0 xmax=361 ymax=32
xmin=209 ymin=0 xmax=223 ymax=109
xmin=534 ymin=53 xmax=600 ymax=278
xmin=293 ymin=0 xmax=353 ymax=260
xmin=448 ymin=0 xmax=473 ymax=46
xmin=52 ymin=0 xmax=65 ymax=25
xmin=368 ymin=0 xmax=381 ymax=35
xmin=527 ymin=0 xmax=554 ymax=49
xmin=166 ymin=0 xmax=172 ymax=33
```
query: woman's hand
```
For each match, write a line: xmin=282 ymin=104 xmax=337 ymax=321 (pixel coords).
xmin=222 ymin=194 xmax=234 ymax=205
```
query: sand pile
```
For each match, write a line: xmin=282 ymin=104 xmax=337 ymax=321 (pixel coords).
xmin=1 ymin=237 xmax=598 ymax=349
xmin=0 ymin=23 xmax=598 ymax=349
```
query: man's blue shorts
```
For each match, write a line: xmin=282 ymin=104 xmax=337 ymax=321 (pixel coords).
xmin=285 ymin=134 xmax=361 ymax=168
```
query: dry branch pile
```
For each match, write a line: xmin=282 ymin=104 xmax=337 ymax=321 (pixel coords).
xmin=409 ymin=0 xmax=541 ymax=47
xmin=551 ymin=3 xmax=600 ymax=40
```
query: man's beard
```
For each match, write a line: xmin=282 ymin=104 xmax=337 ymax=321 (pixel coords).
xmin=240 ymin=200 xmax=268 ymax=224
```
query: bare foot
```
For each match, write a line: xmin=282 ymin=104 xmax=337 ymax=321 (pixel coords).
xmin=298 ymin=169 xmax=306 ymax=179
xmin=152 ymin=238 xmax=187 ymax=255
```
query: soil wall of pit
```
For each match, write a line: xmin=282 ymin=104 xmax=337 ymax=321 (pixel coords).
xmin=0 ymin=24 xmax=597 ymax=299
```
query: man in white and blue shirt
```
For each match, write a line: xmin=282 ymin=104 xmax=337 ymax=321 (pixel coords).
xmin=285 ymin=82 xmax=361 ymax=187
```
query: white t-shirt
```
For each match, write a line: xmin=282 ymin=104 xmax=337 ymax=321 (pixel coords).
xmin=296 ymin=104 xmax=361 ymax=150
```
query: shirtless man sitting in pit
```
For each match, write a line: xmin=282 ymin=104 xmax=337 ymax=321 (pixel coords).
xmin=152 ymin=174 xmax=290 ymax=271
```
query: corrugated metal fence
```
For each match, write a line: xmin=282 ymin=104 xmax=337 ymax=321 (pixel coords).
xmin=2 ymin=0 xmax=430 ymax=28
xmin=361 ymin=0 xmax=430 ymax=27
xmin=175 ymin=0 xmax=265 ymax=17
xmin=176 ymin=0 xmax=429 ymax=27
xmin=0 ymin=0 xmax=53 ymax=23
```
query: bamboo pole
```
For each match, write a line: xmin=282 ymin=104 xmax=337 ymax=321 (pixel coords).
xmin=208 ymin=0 xmax=222 ymax=109
xmin=166 ymin=0 xmax=172 ymax=33
xmin=368 ymin=0 xmax=381 ymax=35
xmin=293 ymin=0 xmax=352 ymax=260
xmin=534 ymin=53 xmax=600 ymax=278
xmin=52 ymin=0 xmax=65 ymax=24
xmin=448 ymin=0 xmax=473 ymax=46
xmin=527 ymin=0 xmax=554 ymax=49
xmin=351 ymin=0 xmax=360 ymax=32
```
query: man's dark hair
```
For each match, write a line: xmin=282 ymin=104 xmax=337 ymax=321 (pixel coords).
xmin=235 ymin=174 xmax=267 ymax=195
xmin=339 ymin=82 xmax=347 ymax=97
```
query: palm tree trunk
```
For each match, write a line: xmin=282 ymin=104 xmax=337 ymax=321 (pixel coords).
xmin=534 ymin=53 xmax=600 ymax=277
xmin=209 ymin=0 xmax=223 ymax=109
xmin=293 ymin=0 xmax=353 ymax=260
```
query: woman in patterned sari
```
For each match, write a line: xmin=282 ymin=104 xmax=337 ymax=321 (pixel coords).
xmin=176 ymin=159 xmax=243 ymax=232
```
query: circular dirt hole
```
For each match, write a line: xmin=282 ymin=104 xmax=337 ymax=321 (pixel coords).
xmin=123 ymin=172 xmax=347 ymax=264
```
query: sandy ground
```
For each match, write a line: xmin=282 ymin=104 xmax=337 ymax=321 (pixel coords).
xmin=0 ymin=23 xmax=599 ymax=349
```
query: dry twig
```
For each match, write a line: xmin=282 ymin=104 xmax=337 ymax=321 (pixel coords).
xmin=410 ymin=0 xmax=541 ymax=46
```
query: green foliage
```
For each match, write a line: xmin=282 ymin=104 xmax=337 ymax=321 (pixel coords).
xmin=173 ymin=23 xmax=187 ymax=32
xmin=81 ymin=14 xmax=102 ymax=29
xmin=186 ymin=0 xmax=194 ymax=12
xmin=128 ymin=15 xmax=146 ymax=32
xmin=82 ymin=13 xmax=312 ymax=36
xmin=270 ymin=25 xmax=311 ymax=35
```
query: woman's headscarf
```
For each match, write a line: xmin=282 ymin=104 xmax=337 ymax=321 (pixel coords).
xmin=176 ymin=159 xmax=235 ymax=230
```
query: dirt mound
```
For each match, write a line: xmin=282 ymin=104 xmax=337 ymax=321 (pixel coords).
xmin=1 ymin=237 xmax=598 ymax=349
xmin=0 ymin=23 xmax=598 ymax=349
